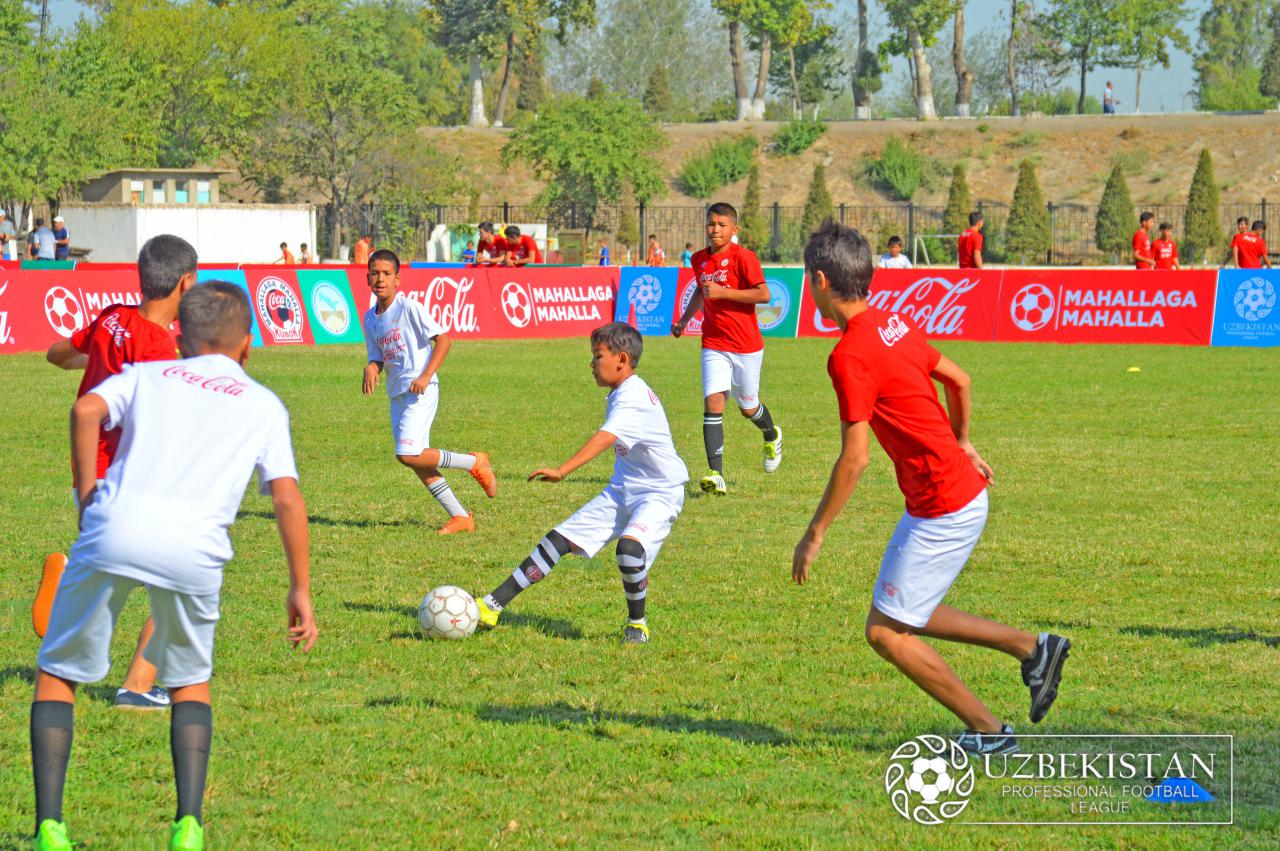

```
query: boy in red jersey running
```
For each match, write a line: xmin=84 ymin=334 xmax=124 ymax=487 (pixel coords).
xmin=1152 ymin=223 xmax=1179 ymax=270
xmin=792 ymin=221 xmax=1069 ymax=755
xmin=672 ymin=202 xmax=782 ymax=495
xmin=38 ymin=234 xmax=198 ymax=710
xmin=1133 ymin=212 xmax=1156 ymax=269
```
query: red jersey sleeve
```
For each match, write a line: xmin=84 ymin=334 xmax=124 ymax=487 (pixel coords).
xmin=973 ymin=232 xmax=984 ymax=254
xmin=828 ymin=351 xmax=877 ymax=423
xmin=69 ymin=312 xmax=103 ymax=353
xmin=924 ymin=342 xmax=942 ymax=372
xmin=737 ymin=246 xmax=766 ymax=287
xmin=1132 ymin=232 xmax=1144 ymax=253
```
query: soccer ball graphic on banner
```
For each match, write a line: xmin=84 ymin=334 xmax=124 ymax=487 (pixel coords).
xmin=44 ymin=286 xmax=86 ymax=337
xmin=627 ymin=275 xmax=663 ymax=315
xmin=1009 ymin=283 xmax=1055 ymax=332
xmin=1233 ymin=278 xmax=1276 ymax=322
xmin=501 ymin=282 xmax=534 ymax=328
xmin=884 ymin=734 xmax=975 ymax=824
xmin=419 ymin=586 xmax=480 ymax=639
xmin=906 ymin=756 xmax=954 ymax=803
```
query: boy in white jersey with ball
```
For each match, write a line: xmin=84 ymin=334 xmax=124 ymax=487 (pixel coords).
xmin=478 ymin=323 xmax=688 ymax=643
xmin=29 ymin=282 xmax=317 ymax=851
xmin=362 ymin=249 xmax=496 ymax=534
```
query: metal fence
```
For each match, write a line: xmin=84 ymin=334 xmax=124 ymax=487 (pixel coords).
xmin=322 ymin=199 xmax=1273 ymax=266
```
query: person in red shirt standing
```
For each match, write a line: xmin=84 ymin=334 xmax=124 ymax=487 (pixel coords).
xmin=672 ymin=202 xmax=783 ymax=495
xmin=793 ymin=220 xmax=1070 ymax=755
xmin=500 ymin=225 xmax=541 ymax=266
xmin=1133 ymin=212 xmax=1156 ymax=269
xmin=646 ymin=235 xmax=666 ymax=267
xmin=476 ymin=221 xmax=508 ymax=265
xmin=957 ymin=212 xmax=984 ymax=269
xmin=1235 ymin=220 xmax=1271 ymax=269
xmin=1152 ymin=223 xmax=1179 ymax=270
xmin=1227 ymin=217 xmax=1250 ymax=266
xmin=38 ymin=234 xmax=198 ymax=710
xmin=353 ymin=232 xmax=374 ymax=266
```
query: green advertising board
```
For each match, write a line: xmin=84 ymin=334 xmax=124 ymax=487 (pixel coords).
xmin=296 ymin=269 xmax=365 ymax=345
xmin=758 ymin=267 xmax=804 ymax=338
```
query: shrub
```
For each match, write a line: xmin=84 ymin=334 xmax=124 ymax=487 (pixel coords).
xmin=739 ymin=164 xmax=767 ymax=252
xmin=864 ymin=137 xmax=931 ymax=201
xmin=941 ymin=164 xmax=971 ymax=260
xmin=770 ymin=119 xmax=826 ymax=157
xmin=679 ymin=135 xmax=759 ymax=198
xmin=1005 ymin=160 xmax=1050 ymax=263
xmin=1183 ymin=149 xmax=1222 ymax=264
xmin=800 ymin=164 xmax=834 ymax=235
xmin=1095 ymin=164 xmax=1135 ymax=258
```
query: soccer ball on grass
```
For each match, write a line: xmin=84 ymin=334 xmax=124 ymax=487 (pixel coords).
xmin=418 ymin=585 xmax=479 ymax=640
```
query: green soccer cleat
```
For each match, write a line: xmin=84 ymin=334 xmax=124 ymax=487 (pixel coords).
xmin=699 ymin=470 xmax=727 ymax=496
xmin=170 ymin=816 xmax=203 ymax=851
xmin=623 ymin=621 xmax=650 ymax=644
xmin=476 ymin=595 xmax=502 ymax=630
xmin=33 ymin=820 xmax=71 ymax=851
xmin=763 ymin=426 xmax=783 ymax=473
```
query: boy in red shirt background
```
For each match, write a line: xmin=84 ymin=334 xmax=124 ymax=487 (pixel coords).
xmin=1152 ymin=223 xmax=1179 ymax=270
xmin=793 ymin=219 xmax=1069 ymax=754
xmin=39 ymin=234 xmax=198 ymax=710
xmin=1133 ymin=212 xmax=1156 ymax=269
xmin=1234 ymin=220 xmax=1270 ymax=268
xmin=957 ymin=212 xmax=984 ymax=269
xmin=500 ymin=225 xmax=541 ymax=266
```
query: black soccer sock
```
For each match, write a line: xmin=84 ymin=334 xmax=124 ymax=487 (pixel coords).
xmin=702 ymin=414 xmax=724 ymax=473
xmin=490 ymin=530 xmax=574 ymax=607
xmin=616 ymin=537 xmax=649 ymax=622
xmin=31 ymin=700 xmax=74 ymax=833
xmin=749 ymin=402 xmax=778 ymax=442
xmin=170 ymin=701 xmax=212 ymax=824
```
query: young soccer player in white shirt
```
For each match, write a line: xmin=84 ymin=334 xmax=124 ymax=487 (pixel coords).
xmin=477 ymin=322 xmax=688 ymax=643
xmin=362 ymin=250 xmax=497 ymax=534
xmin=878 ymin=235 xmax=913 ymax=269
xmin=29 ymin=282 xmax=317 ymax=851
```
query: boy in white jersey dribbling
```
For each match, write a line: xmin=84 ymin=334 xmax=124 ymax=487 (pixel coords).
xmin=362 ymin=249 xmax=497 ymax=534
xmin=477 ymin=323 xmax=688 ymax=643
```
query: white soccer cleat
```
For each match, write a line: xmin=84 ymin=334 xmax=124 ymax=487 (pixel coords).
xmin=763 ymin=426 xmax=783 ymax=473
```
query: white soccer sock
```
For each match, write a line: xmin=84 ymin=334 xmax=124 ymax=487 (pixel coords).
xmin=427 ymin=479 xmax=467 ymax=517
xmin=436 ymin=450 xmax=477 ymax=471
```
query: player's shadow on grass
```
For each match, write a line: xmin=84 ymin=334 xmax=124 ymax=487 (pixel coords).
xmin=501 ymin=612 xmax=583 ymax=639
xmin=0 ymin=667 xmax=135 ymax=705
xmin=0 ymin=666 xmax=35 ymax=688
xmin=1119 ymin=625 xmax=1280 ymax=648
xmin=476 ymin=701 xmax=793 ymax=746
xmin=343 ymin=600 xmax=419 ymax=619
xmin=236 ymin=509 xmax=412 ymax=528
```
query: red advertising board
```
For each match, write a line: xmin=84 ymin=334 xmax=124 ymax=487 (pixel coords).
xmin=0 ymin=267 xmax=144 ymax=353
xmin=671 ymin=268 xmax=703 ymax=335
xmin=242 ymin=268 xmax=315 ymax=345
xmin=798 ymin=268 xmax=1002 ymax=340
xmin=995 ymin=269 xmax=1216 ymax=345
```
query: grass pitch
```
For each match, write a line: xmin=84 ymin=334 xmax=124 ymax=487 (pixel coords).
xmin=1 ymin=338 xmax=1277 ymax=849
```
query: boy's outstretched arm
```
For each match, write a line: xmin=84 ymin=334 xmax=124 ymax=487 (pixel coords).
xmin=47 ymin=339 xmax=88 ymax=371
xmin=70 ymin=393 xmax=108 ymax=515
xmin=409 ymin=334 xmax=450 ymax=394
xmin=269 ymin=477 xmax=317 ymax=652
xmin=529 ymin=430 xmax=617 ymax=482
xmin=793 ymin=420 xmax=870 ymax=585
xmin=930 ymin=354 xmax=994 ymax=483
xmin=672 ymin=288 xmax=703 ymax=336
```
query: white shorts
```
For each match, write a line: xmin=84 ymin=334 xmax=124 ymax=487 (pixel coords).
xmin=38 ymin=560 xmax=220 ymax=688
xmin=872 ymin=489 xmax=989 ymax=628
xmin=71 ymin=479 xmax=107 ymax=510
xmin=555 ymin=486 xmax=684 ymax=565
xmin=390 ymin=385 xmax=439 ymax=456
xmin=701 ymin=348 xmax=764 ymax=408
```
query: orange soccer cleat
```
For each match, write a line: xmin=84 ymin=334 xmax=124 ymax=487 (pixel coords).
xmin=33 ymin=553 xmax=67 ymax=638
xmin=469 ymin=452 xmax=497 ymax=498
xmin=437 ymin=513 xmax=476 ymax=535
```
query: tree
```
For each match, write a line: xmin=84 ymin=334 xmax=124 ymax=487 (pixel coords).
xmin=1008 ymin=0 xmax=1022 ymax=115
xmin=643 ymin=64 xmax=674 ymax=118
xmin=1261 ymin=5 xmax=1280 ymax=110
xmin=616 ymin=180 xmax=640 ymax=259
xmin=1042 ymin=0 xmax=1130 ymax=114
xmin=943 ymin=163 xmax=971 ymax=241
xmin=1094 ymin=163 xmax=1135 ymax=260
xmin=739 ymin=163 xmax=767 ymax=251
xmin=586 ymin=76 xmax=609 ymax=99
xmin=1193 ymin=0 xmax=1277 ymax=110
xmin=767 ymin=0 xmax=832 ymax=117
xmin=436 ymin=0 xmax=507 ymax=126
xmin=1005 ymin=160 xmax=1050 ymax=263
xmin=1183 ymin=149 xmax=1222 ymax=264
xmin=881 ymin=0 xmax=955 ymax=119
xmin=800 ymin=163 xmax=834 ymax=234
xmin=503 ymin=95 xmax=665 ymax=229
xmin=953 ymin=5 xmax=975 ymax=117
xmin=851 ymin=0 xmax=883 ymax=119
xmin=1111 ymin=0 xmax=1190 ymax=112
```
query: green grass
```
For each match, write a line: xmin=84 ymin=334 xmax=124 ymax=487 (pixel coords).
xmin=2 ymin=339 xmax=1279 ymax=848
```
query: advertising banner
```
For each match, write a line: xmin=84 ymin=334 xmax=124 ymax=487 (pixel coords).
xmin=1210 ymin=269 xmax=1280 ymax=347
xmin=616 ymin=267 xmax=679 ymax=335
xmin=0 ymin=268 xmax=145 ymax=353
xmin=758 ymin=268 xmax=804 ymax=338
xmin=798 ymin=268 xmax=1002 ymax=340
xmin=296 ymin=269 xmax=364 ymax=345
xmin=671 ymin=268 xmax=703 ymax=336
xmin=996 ymin=270 xmax=1216 ymax=345
xmin=197 ymin=269 xmax=262 ymax=347
xmin=241 ymin=268 xmax=315 ymax=346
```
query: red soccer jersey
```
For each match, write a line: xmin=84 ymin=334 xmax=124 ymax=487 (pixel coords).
xmin=70 ymin=305 xmax=177 ymax=479
xmin=827 ymin=308 xmax=986 ymax=518
xmin=1235 ymin=233 xmax=1268 ymax=268
xmin=1133 ymin=229 xmax=1154 ymax=269
xmin=1152 ymin=238 xmax=1178 ymax=270
xmin=957 ymin=229 xmax=983 ymax=268
xmin=507 ymin=235 xmax=541 ymax=263
xmin=477 ymin=235 xmax=507 ymax=262
xmin=692 ymin=242 xmax=766 ymax=353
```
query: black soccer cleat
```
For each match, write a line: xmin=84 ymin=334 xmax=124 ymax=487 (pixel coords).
xmin=955 ymin=723 xmax=1019 ymax=755
xmin=1022 ymin=632 xmax=1070 ymax=723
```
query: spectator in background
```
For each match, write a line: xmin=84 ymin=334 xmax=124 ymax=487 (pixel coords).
xmin=353 ymin=231 xmax=374 ymax=266
xmin=461 ymin=240 xmax=476 ymax=264
xmin=53 ymin=216 xmax=70 ymax=260
xmin=1228 ymin=216 xmax=1251 ymax=267
xmin=1235 ymin=221 xmax=1271 ymax=269
xmin=1133 ymin=212 xmax=1156 ymax=270
xmin=1152 ymin=223 xmax=1179 ymax=270
xmin=598 ymin=237 xmax=610 ymax=266
xmin=276 ymin=242 xmax=296 ymax=264
xmin=680 ymin=242 xmax=693 ymax=267
xmin=476 ymin=222 xmax=506 ymax=264
xmin=1103 ymin=82 xmax=1118 ymax=114
xmin=0 ymin=210 xmax=14 ymax=260
xmin=299 ymin=243 xmax=314 ymax=264
xmin=501 ymin=225 xmax=540 ymax=266
xmin=646 ymin=235 xmax=666 ymax=266
xmin=878 ymin=235 xmax=912 ymax=269
xmin=28 ymin=217 xmax=55 ymax=260
xmin=957 ymin=213 xmax=984 ymax=269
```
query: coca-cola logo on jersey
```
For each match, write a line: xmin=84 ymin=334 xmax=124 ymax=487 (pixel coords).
xmin=867 ymin=276 xmax=980 ymax=337
xmin=403 ymin=276 xmax=479 ymax=334
xmin=163 ymin=365 xmax=248 ymax=396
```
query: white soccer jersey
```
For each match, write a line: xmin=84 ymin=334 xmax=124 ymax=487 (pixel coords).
xmin=363 ymin=294 xmax=446 ymax=397
xmin=71 ymin=354 xmax=299 ymax=596
xmin=600 ymin=375 xmax=689 ymax=494
xmin=879 ymin=253 xmax=912 ymax=269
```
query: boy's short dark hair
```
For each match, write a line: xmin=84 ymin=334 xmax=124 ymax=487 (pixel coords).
xmin=504 ymin=225 xmax=521 ymax=239
xmin=804 ymin=220 xmax=874 ymax=302
xmin=34 ymin=217 xmax=44 ymax=227
xmin=887 ymin=235 xmax=903 ymax=247
xmin=591 ymin=322 xmax=643 ymax=368
xmin=649 ymin=234 xmax=657 ymax=240
xmin=1252 ymin=220 xmax=1266 ymax=232
xmin=707 ymin=202 xmax=738 ymax=223
xmin=1140 ymin=211 xmax=1155 ymax=223
xmin=1159 ymin=222 xmax=1172 ymax=231
xmin=968 ymin=212 xmax=983 ymax=226
xmin=479 ymin=221 xmax=495 ymax=235
xmin=180 ymin=282 xmax=252 ymax=351
xmin=368 ymin=248 xmax=400 ymax=272
xmin=684 ymin=242 xmax=693 ymax=248
xmin=1237 ymin=216 xmax=1250 ymax=226
xmin=137 ymin=234 xmax=198 ymax=300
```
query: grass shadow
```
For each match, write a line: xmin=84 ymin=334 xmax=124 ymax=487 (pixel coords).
xmin=343 ymin=600 xmax=419 ymax=620
xmin=502 ymin=612 xmax=583 ymax=640
xmin=0 ymin=666 xmax=35 ymax=688
xmin=477 ymin=701 xmax=793 ymax=746
xmin=236 ymin=510 xmax=412 ymax=528
xmin=365 ymin=694 xmax=443 ymax=709
xmin=1118 ymin=625 xmax=1280 ymax=648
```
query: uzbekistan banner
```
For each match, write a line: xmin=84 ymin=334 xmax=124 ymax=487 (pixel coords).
xmin=616 ymin=267 xmax=679 ymax=335
xmin=1210 ymin=269 xmax=1280 ymax=347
